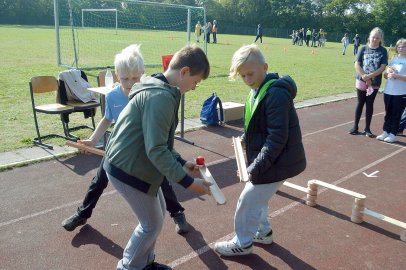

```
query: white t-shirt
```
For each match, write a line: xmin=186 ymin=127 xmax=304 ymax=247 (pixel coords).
xmin=384 ymin=57 xmax=406 ymax=95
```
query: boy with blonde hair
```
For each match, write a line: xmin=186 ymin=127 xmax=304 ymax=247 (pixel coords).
xmin=104 ymin=45 xmax=211 ymax=270
xmin=215 ymin=44 xmax=306 ymax=256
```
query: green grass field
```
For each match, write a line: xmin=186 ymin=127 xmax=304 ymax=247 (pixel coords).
xmin=0 ymin=25 xmax=378 ymax=153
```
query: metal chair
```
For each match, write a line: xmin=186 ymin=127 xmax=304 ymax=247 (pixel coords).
xmin=29 ymin=76 xmax=75 ymax=149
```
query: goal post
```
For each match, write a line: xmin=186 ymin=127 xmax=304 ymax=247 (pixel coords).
xmin=54 ymin=0 xmax=206 ymax=70
xmin=81 ymin=8 xmax=118 ymax=34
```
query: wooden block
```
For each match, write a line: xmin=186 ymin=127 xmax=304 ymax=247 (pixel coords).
xmin=310 ymin=180 xmax=366 ymax=199
xmin=219 ymin=102 xmax=244 ymax=122
xmin=351 ymin=215 xmax=364 ymax=224
xmin=307 ymin=188 xmax=318 ymax=196
xmin=283 ymin=181 xmax=308 ymax=193
xmin=306 ymin=194 xmax=317 ymax=200
xmin=354 ymin=198 xmax=366 ymax=206
xmin=400 ymin=230 xmax=406 ymax=242
xmin=306 ymin=200 xmax=317 ymax=207
xmin=307 ymin=181 xmax=318 ymax=190
xmin=66 ymin=140 xmax=105 ymax=156
xmin=232 ymin=136 xmax=249 ymax=182
xmin=362 ymin=208 xmax=406 ymax=229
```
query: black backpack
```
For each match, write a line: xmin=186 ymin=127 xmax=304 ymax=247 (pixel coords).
xmin=200 ymin=93 xmax=224 ymax=126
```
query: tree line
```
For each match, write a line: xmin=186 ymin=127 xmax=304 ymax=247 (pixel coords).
xmin=1 ymin=0 xmax=404 ymax=45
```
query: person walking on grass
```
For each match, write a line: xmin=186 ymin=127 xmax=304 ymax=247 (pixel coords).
xmin=214 ymin=44 xmax=306 ymax=256
xmin=376 ymin=38 xmax=406 ymax=143
xmin=254 ymin=24 xmax=263 ymax=43
xmin=62 ymin=44 xmax=191 ymax=236
xmin=341 ymin=33 xmax=350 ymax=55
xmin=103 ymin=45 xmax=212 ymax=270
xmin=349 ymin=27 xmax=388 ymax=137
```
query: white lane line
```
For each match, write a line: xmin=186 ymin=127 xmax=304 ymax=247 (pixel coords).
xmin=0 ymin=190 xmax=117 ymax=228
xmin=0 ymin=158 xmax=231 ymax=229
xmin=302 ymin=112 xmax=384 ymax=138
xmin=168 ymin=146 xmax=405 ymax=268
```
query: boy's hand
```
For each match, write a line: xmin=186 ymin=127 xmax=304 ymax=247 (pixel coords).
xmin=183 ymin=161 xmax=200 ymax=177
xmin=187 ymin=178 xmax=212 ymax=195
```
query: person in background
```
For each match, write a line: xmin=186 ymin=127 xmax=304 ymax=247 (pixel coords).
xmin=205 ymin=21 xmax=212 ymax=43
xmin=195 ymin=21 xmax=202 ymax=42
xmin=353 ymin=34 xmax=361 ymax=56
xmin=214 ymin=44 xmax=306 ymax=256
xmin=341 ymin=33 xmax=350 ymax=55
xmin=349 ymin=27 xmax=388 ymax=137
xmin=376 ymin=38 xmax=406 ymax=143
xmin=212 ymin=20 xmax=218 ymax=44
xmin=254 ymin=24 xmax=263 ymax=43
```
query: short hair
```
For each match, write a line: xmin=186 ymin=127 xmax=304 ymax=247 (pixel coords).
xmin=114 ymin=44 xmax=144 ymax=77
xmin=395 ymin=38 xmax=406 ymax=55
xmin=368 ymin=27 xmax=385 ymax=46
xmin=169 ymin=45 xmax=210 ymax=79
xmin=229 ymin=44 xmax=266 ymax=80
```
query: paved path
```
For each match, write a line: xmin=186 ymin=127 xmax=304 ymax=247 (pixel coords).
xmin=2 ymin=92 xmax=406 ymax=270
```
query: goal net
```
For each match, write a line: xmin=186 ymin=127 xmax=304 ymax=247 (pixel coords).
xmin=54 ymin=0 xmax=206 ymax=70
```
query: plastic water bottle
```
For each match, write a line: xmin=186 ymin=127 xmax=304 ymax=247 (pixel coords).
xmin=105 ymin=67 xmax=113 ymax=89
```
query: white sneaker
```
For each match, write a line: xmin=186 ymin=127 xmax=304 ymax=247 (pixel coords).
xmin=384 ymin=133 xmax=396 ymax=143
xmin=376 ymin=131 xmax=389 ymax=141
xmin=253 ymin=230 xmax=273 ymax=245
xmin=214 ymin=240 xmax=253 ymax=256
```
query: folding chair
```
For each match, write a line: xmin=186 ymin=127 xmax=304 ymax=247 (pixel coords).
xmin=29 ymin=76 xmax=75 ymax=149
xmin=58 ymin=70 xmax=100 ymax=139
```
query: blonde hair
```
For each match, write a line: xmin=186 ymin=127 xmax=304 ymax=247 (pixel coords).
xmin=368 ymin=27 xmax=385 ymax=47
xmin=395 ymin=38 xmax=406 ymax=55
xmin=114 ymin=44 xmax=144 ymax=77
xmin=229 ymin=44 xmax=266 ymax=80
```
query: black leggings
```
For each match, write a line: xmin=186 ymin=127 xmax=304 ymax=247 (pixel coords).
xmin=353 ymin=88 xmax=378 ymax=131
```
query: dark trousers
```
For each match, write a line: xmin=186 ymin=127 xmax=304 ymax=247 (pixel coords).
xmin=353 ymin=88 xmax=378 ymax=131
xmin=254 ymin=35 xmax=262 ymax=43
xmin=212 ymin=32 xmax=217 ymax=43
xmin=399 ymin=108 xmax=406 ymax=132
xmin=77 ymin=157 xmax=184 ymax=219
xmin=354 ymin=45 xmax=359 ymax=55
xmin=383 ymin=94 xmax=406 ymax=135
xmin=206 ymin=32 xmax=210 ymax=43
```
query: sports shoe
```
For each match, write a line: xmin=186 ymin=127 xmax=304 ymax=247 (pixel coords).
xmin=172 ymin=212 xmax=189 ymax=234
xmin=349 ymin=127 xmax=359 ymax=135
xmin=364 ymin=129 xmax=374 ymax=138
xmin=62 ymin=212 xmax=87 ymax=231
xmin=143 ymin=262 xmax=172 ymax=270
xmin=384 ymin=133 xmax=396 ymax=143
xmin=214 ymin=240 xmax=253 ymax=256
xmin=376 ymin=131 xmax=389 ymax=141
xmin=253 ymin=230 xmax=273 ymax=245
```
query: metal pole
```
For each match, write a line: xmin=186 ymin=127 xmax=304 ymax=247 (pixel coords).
xmin=54 ymin=0 xmax=61 ymax=66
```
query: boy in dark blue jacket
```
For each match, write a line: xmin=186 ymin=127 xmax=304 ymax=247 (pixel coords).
xmin=215 ymin=44 xmax=306 ymax=256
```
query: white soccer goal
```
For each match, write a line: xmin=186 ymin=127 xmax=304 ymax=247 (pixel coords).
xmin=81 ymin=9 xmax=118 ymax=34
xmin=54 ymin=0 xmax=206 ymax=70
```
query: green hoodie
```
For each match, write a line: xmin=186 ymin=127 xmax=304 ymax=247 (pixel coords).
xmin=104 ymin=75 xmax=193 ymax=196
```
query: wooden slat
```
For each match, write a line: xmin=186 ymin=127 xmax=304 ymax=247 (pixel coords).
xmin=66 ymin=141 xmax=105 ymax=156
xmin=309 ymin=180 xmax=366 ymax=199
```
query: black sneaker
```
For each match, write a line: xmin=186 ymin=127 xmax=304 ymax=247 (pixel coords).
xmin=349 ymin=127 xmax=359 ymax=135
xmin=172 ymin=212 xmax=189 ymax=234
xmin=364 ymin=130 xmax=374 ymax=138
xmin=62 ymin=212 xmax=87 ymax=231
xmin=143 ymin=262 xmax=172 ymax=270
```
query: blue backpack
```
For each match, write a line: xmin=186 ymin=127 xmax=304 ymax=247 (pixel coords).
xmin=200 ymin=93 xmax=224 ymax=126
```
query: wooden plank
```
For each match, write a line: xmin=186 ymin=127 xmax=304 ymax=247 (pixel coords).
xmin=283 ymin=181 xmax=308 ymax=193
xmin=309 ymin=179 xmax=366 ymax=199
xmin=232 ymin=136 xmax=249 ymax=182
xmin=65 ymin=140 xmax=105 ymax=156
xmin=363 ymin=208 xmax=406 ymax=229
